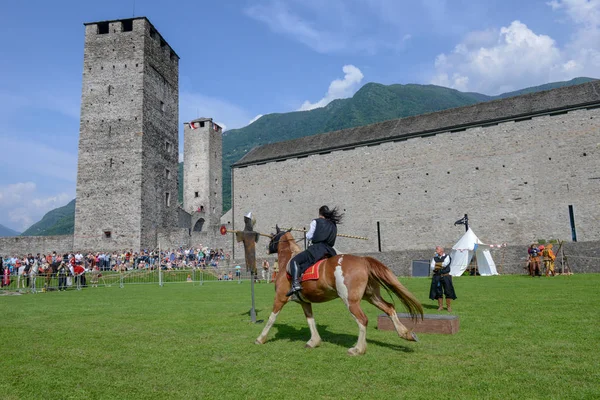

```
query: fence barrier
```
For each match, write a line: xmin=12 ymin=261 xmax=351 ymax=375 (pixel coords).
xmin=0 ymin=266 xmax=273 ymax=294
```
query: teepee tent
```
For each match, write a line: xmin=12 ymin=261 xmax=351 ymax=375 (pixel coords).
xmin=449 ymin=228 xmax=499 ymax=276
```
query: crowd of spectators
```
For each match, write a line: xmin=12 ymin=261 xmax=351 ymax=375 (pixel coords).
xmin=0 ymin=246 xmax=231 ymax=289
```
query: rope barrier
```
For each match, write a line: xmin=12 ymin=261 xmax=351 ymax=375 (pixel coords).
xmin=277 ymin=227 xmax=369 ymax=241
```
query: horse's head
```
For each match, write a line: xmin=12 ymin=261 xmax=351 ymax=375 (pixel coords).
xmin=268 ymin=225 xmax=285 ymax=254
xmin=268 ymin=225 xmax=294 ymax=254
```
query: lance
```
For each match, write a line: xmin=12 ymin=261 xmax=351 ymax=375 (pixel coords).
xmin=277 ymin=227 xmax=368 ymax=241
xmin=219 ymin=225 xmax=273 ymax=238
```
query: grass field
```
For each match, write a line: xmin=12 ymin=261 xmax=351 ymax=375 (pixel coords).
xmin=2 ymin=275 xmax=599 ymax=399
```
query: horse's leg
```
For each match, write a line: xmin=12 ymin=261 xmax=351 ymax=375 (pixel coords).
xmin=366 ymin=291 xmax=418 ymax=342
xmin=347 ymin=301 xmax=369 ymax=356
xmin=300 ymin=302 xmax=321 ymax=348
xmin=255 ymin=296 xmax=288 ymax=345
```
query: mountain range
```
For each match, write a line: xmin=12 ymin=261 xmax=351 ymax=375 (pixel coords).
xmin=10 ymin=77 xmax=596 ymax=237
xmin=19 ymin=199 xmax=76 ymax=236
xmin=0 ymin=224 xmax=20 ymax=237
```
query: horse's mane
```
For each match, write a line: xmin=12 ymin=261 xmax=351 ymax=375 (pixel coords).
xmin=284 ymin=232 xmax=302 ymax=254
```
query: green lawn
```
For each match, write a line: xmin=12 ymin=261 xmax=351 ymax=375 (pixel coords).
xmin=1 ymin=275 xmax=599 ymax=399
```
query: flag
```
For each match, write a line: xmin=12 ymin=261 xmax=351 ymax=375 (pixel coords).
xmin=454 ymin=216 xmax=468 ymax=226
xmin=189 ymin=122 xmax=197 ymax=130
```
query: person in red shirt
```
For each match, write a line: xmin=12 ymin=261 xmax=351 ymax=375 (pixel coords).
xmin=73 ymin=264 xmax=86 ymax=288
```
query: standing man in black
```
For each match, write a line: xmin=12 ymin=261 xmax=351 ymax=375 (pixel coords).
xmin=286 ymin=205 xmax=343 ymax=297
xmin=429 ymin=246 xmax=457 ymax=312
xmin=57 ymin=261 xmax=69 ymax=291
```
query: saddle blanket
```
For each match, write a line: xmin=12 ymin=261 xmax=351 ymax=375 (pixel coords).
xmin=287 ymin=259 xmax=325 ymax=282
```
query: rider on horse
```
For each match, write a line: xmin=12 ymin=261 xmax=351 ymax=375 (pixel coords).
xmin=286 ymin=205 xmax=343 ymax=297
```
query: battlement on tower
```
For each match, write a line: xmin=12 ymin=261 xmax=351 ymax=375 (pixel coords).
xmin=84 ymin=17 xmax=179 ymax=62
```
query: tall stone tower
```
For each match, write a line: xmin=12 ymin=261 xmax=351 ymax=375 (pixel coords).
xmin=183 ymin=118 xmax=223 ymax=234
xmin=74 ymin=17 xmax=179 ymax=251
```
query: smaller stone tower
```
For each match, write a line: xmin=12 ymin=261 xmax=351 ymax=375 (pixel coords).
xmin=183 ymin=118 xmax=223 ymax=234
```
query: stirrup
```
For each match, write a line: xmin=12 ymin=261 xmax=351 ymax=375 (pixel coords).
xmin=286 ymin=283 xmax=302 ymax=297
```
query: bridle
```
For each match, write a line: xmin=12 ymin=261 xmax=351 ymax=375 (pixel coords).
xmin=268 ymin=231 xmax=303 ymax=254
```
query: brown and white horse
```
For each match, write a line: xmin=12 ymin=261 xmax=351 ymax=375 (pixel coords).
xmin=255 ymin=228 xmax=423 ymax=355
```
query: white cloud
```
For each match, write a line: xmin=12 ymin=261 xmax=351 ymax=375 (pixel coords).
xmin=430 ymin=12 xmax=600 ymax=94
xmin=551 ymin=0 xmax=600 ymax=75
xmin=180 ymin=92 xmax=252 ymax=131
xmin=298 ymin=65 xmax=364 ymax=111
xmin=0 ymin=182 xmax=71 ymax=231
xmin=0 ymin=135 xmax=77 ymax=183
xmin=245 ymin=1 xmax=346 ymax=54
xmin=249 ymin=114 xmax=264 ymax=125
xmin=548 ymin=0 xmax=600 ymax=25
xmin=244 ymin=0 xmax=415 ymax=54
xmin=0 ymin=90 xmax=79 ymax=120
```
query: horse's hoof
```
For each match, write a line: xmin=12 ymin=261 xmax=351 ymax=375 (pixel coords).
xmin=254 ymin=339 xmax=264 ymax=345
xmin=410 ymin=332 xmax=419 ymax=342
xmin=347 ymin=347 xmax=364 ymax=356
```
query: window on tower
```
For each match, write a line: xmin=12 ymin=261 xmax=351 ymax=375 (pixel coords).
xmin=122 ymin=19 xmax=133 ymax=32
xmin=166 ymin=169 xmax=171 ymax=179
xmin=165 ymin=192 xmax=171 ymax=207
xmin=97 ymin=22 xmax=109 ymax=34
xmin=195 ymin=192 xmax=199 ymax=198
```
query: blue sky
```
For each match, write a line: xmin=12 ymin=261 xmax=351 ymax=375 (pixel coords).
xmin=0 ymin=0 xmax=598 ymax=231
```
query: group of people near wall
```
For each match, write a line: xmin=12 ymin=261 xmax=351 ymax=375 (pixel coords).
xmin=1 ymin=252 xmax=92 ymax=290
xmin=0 ymin=245 xmax=231 ymax=290
xmin=526 ymin=244 xmax=556 ymax=277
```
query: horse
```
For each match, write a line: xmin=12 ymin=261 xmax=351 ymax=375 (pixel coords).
xmin=42 ymin=262 xmax=58 ymax=291
xmin=255 ymin=227 xmax=424 ymax=356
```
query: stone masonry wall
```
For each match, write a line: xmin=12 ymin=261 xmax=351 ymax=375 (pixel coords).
xmin=0 ymin=235 xmax=74 ymax=256
xmin=233 ymin=107 xmax=600 ymax=254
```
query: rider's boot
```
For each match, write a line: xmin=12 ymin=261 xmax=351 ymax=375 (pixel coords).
xmin=285 ymin=262 xmax=302 ymax=297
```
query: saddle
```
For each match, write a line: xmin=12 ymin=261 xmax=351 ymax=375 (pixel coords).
xmin=287 ymin=259 xmax=325 ymax=282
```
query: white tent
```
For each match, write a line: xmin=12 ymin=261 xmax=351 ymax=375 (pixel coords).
xmin=449 ymin=228 xmax=499 ymax=276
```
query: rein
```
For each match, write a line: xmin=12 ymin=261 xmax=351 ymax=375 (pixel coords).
xmin=269 ymin=233 xmax=303 ymax=255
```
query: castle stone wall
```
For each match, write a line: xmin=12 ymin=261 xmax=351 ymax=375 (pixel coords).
xmin=0 ymin=235 xmax=74 ymax=256
xmin=233 ymin=106 xmax=600 ymax=253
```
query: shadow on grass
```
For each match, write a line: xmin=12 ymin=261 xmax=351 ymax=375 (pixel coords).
xmin=422 ymin=304 xmax=441 ymax=310
xmin=271 ymin=323 xmax=414 ymax=353
xmin=240 ymin=308 xmax=263 ymax=316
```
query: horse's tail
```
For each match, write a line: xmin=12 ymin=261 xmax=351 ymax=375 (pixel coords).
xmin=365 ymin=257 xmax=424 ymax=321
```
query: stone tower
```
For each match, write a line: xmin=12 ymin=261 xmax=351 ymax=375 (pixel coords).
xmin=74 ymin=17 xmax=179 ymax=251
xmin=183 ymin=118 xmax=223 ymax=234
